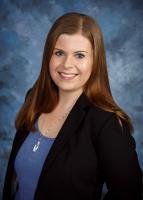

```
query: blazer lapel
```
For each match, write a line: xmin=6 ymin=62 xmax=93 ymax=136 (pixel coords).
xmin=37 ymin=92 xmax=92 ymax=181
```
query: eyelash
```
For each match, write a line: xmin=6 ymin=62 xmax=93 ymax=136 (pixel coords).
xmin=54 ymin=51 xmax=85 ymax=59
xmin=54 ymin=51 xmax=63 ymax=56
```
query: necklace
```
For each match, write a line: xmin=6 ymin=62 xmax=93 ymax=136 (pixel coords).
xmin=32 ymin=101 xmax=77 ymax=152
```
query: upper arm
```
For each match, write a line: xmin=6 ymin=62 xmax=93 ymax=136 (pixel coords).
xmin=96 ymin=114 xmax=142 ymax=199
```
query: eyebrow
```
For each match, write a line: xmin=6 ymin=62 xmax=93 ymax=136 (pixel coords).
xmin=54 ymin=48 xmax=88 ymax=53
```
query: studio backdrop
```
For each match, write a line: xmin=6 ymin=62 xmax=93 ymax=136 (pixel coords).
xmin=0 ymin=0 xmax=143 ymax=198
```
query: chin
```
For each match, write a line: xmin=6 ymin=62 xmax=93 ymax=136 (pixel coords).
xmin=58 ymin=87 xmax=83 ymax=93
xmin=58 ymin=88 xmax=76 ymax=92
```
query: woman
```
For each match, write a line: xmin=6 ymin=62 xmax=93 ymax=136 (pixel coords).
xmin=2 ymin=12 xmax=142 ymax=200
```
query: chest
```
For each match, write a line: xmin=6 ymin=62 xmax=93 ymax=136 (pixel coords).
xmin=37 ymin=112 xmax=69 ymax=138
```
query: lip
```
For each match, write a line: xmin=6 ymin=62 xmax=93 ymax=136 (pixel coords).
xmin=58 ymin=72 xmax=78 ymax=80
xmin=58 ymin=71 xmax=78 ymax=75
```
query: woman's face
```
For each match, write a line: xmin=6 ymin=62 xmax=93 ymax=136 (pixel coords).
xmin=49 ymin=33 xmax=93 ymax=93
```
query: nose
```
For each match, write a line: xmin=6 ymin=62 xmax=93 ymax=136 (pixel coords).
xmin=63 ymin=55 xmax=73 ymax=69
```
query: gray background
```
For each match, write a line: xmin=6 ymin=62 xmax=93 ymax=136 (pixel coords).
xmin=0 ymin=0 xmax=143 ymax=198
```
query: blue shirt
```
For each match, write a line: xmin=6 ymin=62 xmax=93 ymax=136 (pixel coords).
xmin=14 ymin=119 xmax=55 ymax=200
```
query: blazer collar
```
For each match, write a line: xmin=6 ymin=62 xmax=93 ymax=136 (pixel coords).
xmin=75 ymin=91 xmax=92 ymax=110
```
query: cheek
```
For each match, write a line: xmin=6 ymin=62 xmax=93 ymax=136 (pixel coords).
xmin=49 ymin=56 xmax=62 ymax=72
xmin=49 ymin=59 xmax=56 ymax=80
xmin=80 ymin=60 xmax=93 ymax=76
xmin=49 ymin=57 xmax=55 ymax=70
xmin=49 ymin=58 xmax=58 ymax=77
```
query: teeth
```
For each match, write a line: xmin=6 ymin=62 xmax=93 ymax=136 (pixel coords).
xmin=59 ymin=72 xmax=78 ymax=77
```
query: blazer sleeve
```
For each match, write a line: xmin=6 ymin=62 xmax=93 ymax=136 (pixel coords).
xmin=96 ymin=114 xmax=143 ymax=200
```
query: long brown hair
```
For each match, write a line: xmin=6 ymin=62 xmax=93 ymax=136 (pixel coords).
xmin=15 ymin=12 xmax=133 ymax=133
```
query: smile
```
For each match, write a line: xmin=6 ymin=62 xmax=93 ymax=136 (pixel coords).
xmin=58 ymin=72 xmax=79 ymax=80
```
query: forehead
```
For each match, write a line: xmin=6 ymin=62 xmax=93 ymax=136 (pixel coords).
xmin=55 ymin=33 xmax=92 ymax=51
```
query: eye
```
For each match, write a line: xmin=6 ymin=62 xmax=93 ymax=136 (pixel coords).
xmin=75 ymin=53 xmax=85 ymax=59
xmin=54 ymin=50 xmax=64 ymax=56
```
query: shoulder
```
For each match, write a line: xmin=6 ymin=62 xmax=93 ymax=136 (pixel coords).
xmin=87 ymin=102 xmax=116 ymax=130
xmin=81 ymin=93 xmax=115 ymax=127
xmin=88 ymin=104 xmax=136 ymax=156
xmin=87 ymin=102 xmax=132 ymax=139
xmin=89 ymin=103 xmax=114 ymax=120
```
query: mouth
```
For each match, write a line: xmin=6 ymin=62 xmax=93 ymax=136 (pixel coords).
xmin=58 ymin=72 xmax=79 ymax=80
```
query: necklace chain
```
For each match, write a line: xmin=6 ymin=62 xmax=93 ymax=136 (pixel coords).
xmin=44 ymin=103 xmax=75 ymax=134
xmin=32 ymin=101 xmax=77 ymax=152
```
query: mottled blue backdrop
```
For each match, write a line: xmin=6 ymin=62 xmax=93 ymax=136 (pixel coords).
xmin=0 ymin=0 xmax=143 ymax=198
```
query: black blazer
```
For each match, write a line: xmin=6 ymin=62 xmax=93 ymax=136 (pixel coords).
xmin=2 ymin=90 xmax=143 ymax=200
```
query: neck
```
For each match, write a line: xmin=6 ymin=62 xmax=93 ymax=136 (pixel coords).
xmin=57 ymin=89 xmax=83 ymax=108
